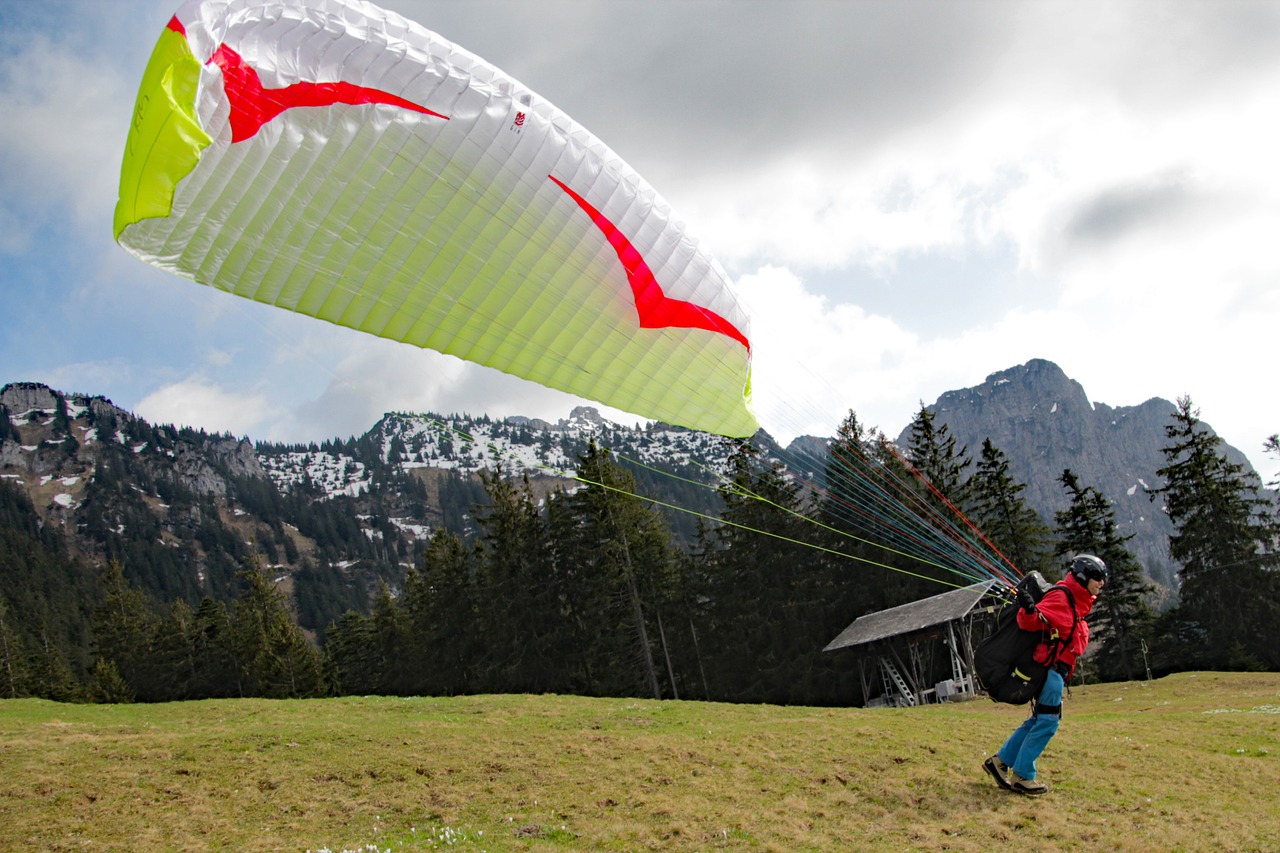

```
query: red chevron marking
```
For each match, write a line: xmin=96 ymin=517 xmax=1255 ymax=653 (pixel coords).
xmin=548 ymin=175 xmax=750 ymax=352
xmin=203 ymin=41 xmax=447 ymax=143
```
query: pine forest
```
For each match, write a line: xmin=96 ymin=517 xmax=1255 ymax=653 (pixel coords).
xmin=1 ymin=381 xmax=1277 ymax=706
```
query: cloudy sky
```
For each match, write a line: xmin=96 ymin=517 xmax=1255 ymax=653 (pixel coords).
xmin=2 ymin=0 xmax=1278 ymax=483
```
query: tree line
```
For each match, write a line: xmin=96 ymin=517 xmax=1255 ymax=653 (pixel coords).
xmin=1 ymin=396 xmax=1276 ymax=704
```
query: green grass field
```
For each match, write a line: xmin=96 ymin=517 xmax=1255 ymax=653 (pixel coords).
xmin=2 ymin=672 xmax=1277 ymax=851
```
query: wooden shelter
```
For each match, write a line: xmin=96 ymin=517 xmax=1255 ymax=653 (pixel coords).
xmin=823 ymin=580 xmax=1004 ymax=707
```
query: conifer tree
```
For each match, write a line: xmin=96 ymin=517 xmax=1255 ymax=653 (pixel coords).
xmin=369 ymin=581 xmax=411 ymax=694
xmin=1153 ymin=397 xmax=1280 ymax=670
xmin=402 ymin=530 xmax=478 ymax=695
xmin=230 ymin=565 xmax=324 ymax=698
xmin=1055 ymin=469 xmax=1154 ymax=681
xmin=905 ymin=403 xmax=972 ymax=513
xmin=698 ymin=443 xmax=852 ymax=704
xmin=472 ymin=468 xmax=558 ymax=693
xmin=820 ymin=411 xmax=918 ymax=635
xmin=27 ymin=628 xmax=81 ymax=701
xmin=190 ymin=596 xmax=240 ymax=698
xmin=543 ymin=484 xmax=596 ymax=692
xmin=91 ymin=560 xmax=157 ymax=701
xmin=86 ymin=658 xmax=132 ymax=703
xmin=968 ymin=439 xmax=1055 ymax=578
xmin=702 ymin=445 xmax=798 ymax=702
xmin=831 ymin=408 xmax=963 ymax=607
xmin=896 ymin=404 xmax=983 ymax=596
xmin=0 ymin=599 xmax=26 ymax=698
xmin=142 ymin=598 xmax=199 ymax=701
xmin=563 ymin=443 xmax=680 ymax=699
xmin=323 ymin=610 xmax=381 ymax=696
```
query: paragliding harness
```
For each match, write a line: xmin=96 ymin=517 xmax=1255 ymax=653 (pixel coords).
xmin=974 ymin=572 xmax=1078 ymax=706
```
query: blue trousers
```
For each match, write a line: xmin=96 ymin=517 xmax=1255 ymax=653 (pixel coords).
xmin=997 ymin=668 xmax=1064 ymax=781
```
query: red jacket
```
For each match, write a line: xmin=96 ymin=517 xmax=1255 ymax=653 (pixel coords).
xmin=1015 ymin=573 xmax=1095 ymax=673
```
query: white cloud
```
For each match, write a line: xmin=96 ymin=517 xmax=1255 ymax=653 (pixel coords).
xmin=736 ymin=266 xmax=922 ymax=441
xmin=0 ymin=36 xmax=129 ymax=235
xmin=136 ymin=378 xmax=278 ymax=438
xmin=261 ymin=337 xmax=642 ymax=444
xmin=4 ymin=0 xmax=1278 ymax=487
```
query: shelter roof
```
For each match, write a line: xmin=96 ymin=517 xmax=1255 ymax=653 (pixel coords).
xmin=823 ymin=580 xmax=1001 ymax=652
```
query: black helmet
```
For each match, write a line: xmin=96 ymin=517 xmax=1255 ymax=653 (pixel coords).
xmin=1069 ymin=554 xmax=1108 ymax=586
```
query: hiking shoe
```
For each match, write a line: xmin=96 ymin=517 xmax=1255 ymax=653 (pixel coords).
xmin=1010 ymin=773 xmax=1049 ymax=796
xmin=983 ymin=755 xmax=1012 ymax=790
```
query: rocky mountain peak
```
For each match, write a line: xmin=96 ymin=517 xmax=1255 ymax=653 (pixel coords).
xmin=1 ymin=381 xmax=64 ymax=414
xmin=902 ymin=358 xmax=1264 ymax=589
xmin=564 ymin=406 xmax=606 ymax=430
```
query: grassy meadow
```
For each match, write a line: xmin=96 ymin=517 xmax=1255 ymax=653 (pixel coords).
xmin=1 ymin=671 xmax=1277 ymax=852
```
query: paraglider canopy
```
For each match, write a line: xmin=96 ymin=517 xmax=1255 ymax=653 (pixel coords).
xmin=116 ymin=0 xmax=757 ymax=438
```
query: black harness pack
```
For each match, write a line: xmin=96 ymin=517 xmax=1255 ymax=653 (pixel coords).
xmin=974 ymin=573 xmax=1078 ymax=706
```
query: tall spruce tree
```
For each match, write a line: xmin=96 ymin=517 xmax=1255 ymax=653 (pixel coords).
xmin=0 ymin=597 xmax=27 ymax=698
xmin=322 ymin=609 xmax=383 ymax=696
xmin=229 ymin=565 xmax=324 ymax=698
xmin=27 ymin=626 xmax=81 ymax=701
xmin=401 ymin=529 xmax=480 ymax=695
xmin=820 ymin=411 xmax=930 ymax=617
xmin=562 ymin=442 xmax=680 ymax=699
xmin=1055 ymin=469 xmax=1155 ymax=681
xmin=144 ymin=598 xmax=200 ymax=701
xmin=369 ymin=581 xmax=411 ymax=694
xmin=905 ymin=403 xmax=972 ymax=513
xmin=1152 ymin=397 xmax=1280 ymax=671
xmin=968 ymin=439 xmax=1054 ymax=578
xmin=899 ymin=404 xmax=981 ymax=592
xmin=471 ymin=469 xmax=558 ymax=693
xmin=697 ymin=443 xmax=854 ymax=705
xmin=91 ymin=560 xmax=158 ymax=701
xmin=188 ymin=596 xmax=240 ymax=698
xmin=702 ymin=445 xmax=801 ymax=703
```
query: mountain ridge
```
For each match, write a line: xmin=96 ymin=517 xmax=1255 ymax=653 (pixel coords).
xmin=899 ymin=358 xmax=1264 ymax=589
xmin=3 ymin=360 xmax=1265 ymax=612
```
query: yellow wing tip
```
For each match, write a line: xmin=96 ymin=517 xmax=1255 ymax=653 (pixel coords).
xmin=115 ymin=22 xmax=210 ymax=241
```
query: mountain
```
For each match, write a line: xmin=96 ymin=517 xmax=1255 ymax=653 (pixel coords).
xmin=1 ymin=382 xmax=811 ymax=647
xmin=2 ymin=360 xmax=1261 ymax=645
xmin=897 ymin=358 xmax=1265 ymax=591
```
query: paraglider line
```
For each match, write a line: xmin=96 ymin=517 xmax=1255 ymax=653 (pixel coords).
xmin=572 ymin=473 xmax=971 ymax=590
xmin=390 ymin=410 xmax=975 ymax=590
xmin=610 ymin=447 xmax=992 ymax=586
xmin=880 ymin=440 xmax=1022 ymax=584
